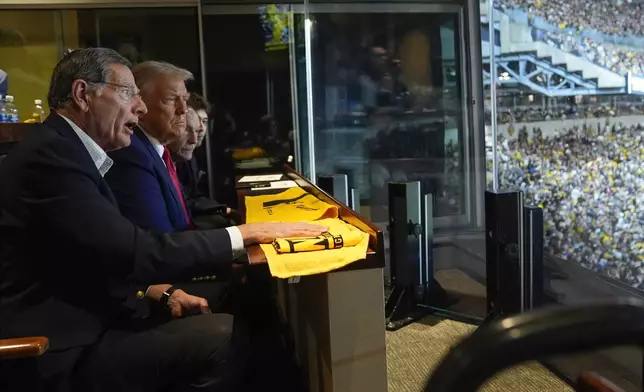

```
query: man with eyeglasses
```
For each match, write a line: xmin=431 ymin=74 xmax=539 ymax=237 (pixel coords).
xmin=0 ymin=48 xmax=327 ymax=392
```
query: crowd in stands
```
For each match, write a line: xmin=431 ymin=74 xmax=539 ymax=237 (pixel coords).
xmin=493 ymin=0 xmax=644 ymax=76
xmin=534 ymin=29 xmax=644 ymax=76
xmin=486 ymin=101 xmax=644 ymax=124
xmin=495 ymin=122 xmax=644 ymax=289
xmin=496 ymin=0 xmax=644 ymax=37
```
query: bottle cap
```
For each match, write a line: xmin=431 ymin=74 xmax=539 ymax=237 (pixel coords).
xmin=35 ymin=99 xmax=42 ymax=104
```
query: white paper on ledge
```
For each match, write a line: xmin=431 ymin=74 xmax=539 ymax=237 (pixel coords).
xmin=251 ymin=180 xmax=298 ymax=191
xmin=238 ymin=174 xmax=283 ymax=183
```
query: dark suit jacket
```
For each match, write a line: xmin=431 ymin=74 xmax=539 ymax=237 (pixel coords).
xmin=105 ymin=127 xmax=190 ymax=233
xmin=0 ymin=114 xmax=233 ymax=378
xmin=176 ymin=156 xmax=204 ymax=200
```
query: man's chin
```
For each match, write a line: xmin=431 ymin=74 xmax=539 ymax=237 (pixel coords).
xmin=115 ymin=135 xmax=132 ymax=150
xmin=179 ymin=150 xmax=194 ymax=161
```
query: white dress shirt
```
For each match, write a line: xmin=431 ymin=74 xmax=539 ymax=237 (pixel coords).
xmin=140 ymin=129 xmax=165 ymax=165
xmin=60 ymin=114 xmax=113 ymax=177
xmin=138 ymin=127 xmax=246 ymax=259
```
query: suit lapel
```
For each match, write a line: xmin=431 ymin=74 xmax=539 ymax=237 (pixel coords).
xmin=188 ymin=158 xmax=198 ymax=194
xmin=98 ymin=178 xmax=118 ymax=207
xmin=133 ymin=127 xmax=184 ymax=212
xmin=44 ymin=113 xmax=119 ymax=208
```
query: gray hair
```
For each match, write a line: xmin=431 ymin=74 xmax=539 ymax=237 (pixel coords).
xmin=131 ymin=61 xmax=193 ymax=93
xmin=48 ymin=47 xmax=131 ymax=110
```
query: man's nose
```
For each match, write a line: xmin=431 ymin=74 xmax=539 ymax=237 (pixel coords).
xmin=188 ymin=130 xmax=198 ymax=144
xmin=176 ymin=99 xmax=188 ymax=115
xmin=134 ymin=96 xmax=147 ymax=116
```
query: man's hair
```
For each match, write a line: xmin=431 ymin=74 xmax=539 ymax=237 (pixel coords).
xmin=187 ymin=92 xmax=211 ymax=114
xmin=48 ymin=47 xmax=131 ymax=110
xmin=131 ymin=61 xmax=193 ymax=93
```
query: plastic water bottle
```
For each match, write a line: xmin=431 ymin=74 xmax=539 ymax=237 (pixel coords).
xmin=0 ymin=95 xmax=7 ymax=123
xmin=32 ymin=99 xmax=45 ymax=123
xmin=5 ymin=95 xmax=18 ymax=123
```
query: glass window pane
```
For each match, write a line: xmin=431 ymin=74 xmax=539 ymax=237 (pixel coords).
xmin=84 ymin=8 xmax=202 ymax=90
xmin=0 ymin=7 xmax=202 ymax=122
xmin=295 ymin=4 xmax=488 ymax=320
xmin=0 ymin=10 xmax=62 ymax=120
xmin=299 ymin=9 xmax=467 ymax=223
xmin=201 ymin=8 xmax=296 ymax=206
xmin=489 ymin=1 xmax=644 ymax=389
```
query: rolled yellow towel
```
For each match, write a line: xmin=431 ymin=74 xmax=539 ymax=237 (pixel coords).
xmin=272 ymin=231 xmax=363 ymax=254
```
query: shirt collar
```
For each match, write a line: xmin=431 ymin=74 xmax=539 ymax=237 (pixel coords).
xmin=59 ymin=114 xmax=113 ymax=177
xmin=139 ymin=126 xmax=165 ymax=159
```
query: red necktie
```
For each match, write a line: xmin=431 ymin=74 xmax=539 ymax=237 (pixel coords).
xmin=162 ymin=146 xmax=192 ymax=227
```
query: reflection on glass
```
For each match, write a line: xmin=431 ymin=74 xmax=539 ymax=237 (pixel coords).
xmin=294 ymin=6 xmax=488 ymax=320
xmin=298 ymin=11 xmax=466 ymax=224
xmin=87 ymin=8 xmax=202 ymax=87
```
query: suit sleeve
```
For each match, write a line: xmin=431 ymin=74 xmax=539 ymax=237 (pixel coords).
xmin=106 ymin=148 xmax=175 ymax=233
xmin=24 ymin=139 xmax=234 ymax=293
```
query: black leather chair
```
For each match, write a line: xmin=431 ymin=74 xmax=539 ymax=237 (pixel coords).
xmin=424 ymin=298 xmax=644 ymax=392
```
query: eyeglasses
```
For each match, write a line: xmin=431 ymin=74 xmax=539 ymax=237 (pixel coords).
xmin=91 ymin=81 xmax=140 ymax=102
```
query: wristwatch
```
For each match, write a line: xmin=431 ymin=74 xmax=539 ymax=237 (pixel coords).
xmin=160 ymin=286 xmax=178 ymax=308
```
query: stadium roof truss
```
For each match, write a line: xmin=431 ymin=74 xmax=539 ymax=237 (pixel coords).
xmin=482 ymin=54 xmax=628 ymax=97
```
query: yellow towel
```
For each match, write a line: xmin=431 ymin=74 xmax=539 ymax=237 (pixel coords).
xmin=245 ymin=188 xmax=369 ymax=278
xmin=272 ymin=231 xmax=363 ymax=254
xmin=245 ymin=187 xmax=338 ymax=223
xmin=261 ymin=218 xmax=369 ymax=278
xmin=232 ymin=147 xmax=266 ymax=160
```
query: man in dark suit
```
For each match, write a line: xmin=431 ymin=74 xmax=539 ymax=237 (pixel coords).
xmin=104 ymin=61 xmax=195 ymax=232
xmin=0 ymin=48 xmax=326 ymax=392
xmin=179 ymin=92 xmax=210 ymax=200
xmin=168 ymin=101 xmax=236 ymax=229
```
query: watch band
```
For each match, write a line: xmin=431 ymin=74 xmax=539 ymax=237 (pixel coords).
xmin=160 ymin=286 xmax=178 ymax=308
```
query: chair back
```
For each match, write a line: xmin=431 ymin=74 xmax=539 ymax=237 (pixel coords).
xmin=424 ymin=298 xmax=644 ymax=392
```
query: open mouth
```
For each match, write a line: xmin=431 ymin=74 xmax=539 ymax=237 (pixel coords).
xmin=124 ymin=122 xmax=137 ymax=132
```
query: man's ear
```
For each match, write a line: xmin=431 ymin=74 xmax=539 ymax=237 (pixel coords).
xmin=70 ymin=79 xmax=92 ymax=112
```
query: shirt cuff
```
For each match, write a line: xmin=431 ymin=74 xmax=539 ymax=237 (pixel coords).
xmin=226 ymin=226 xmax=247 ymax=260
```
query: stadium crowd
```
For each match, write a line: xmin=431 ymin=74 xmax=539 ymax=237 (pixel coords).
xmin=493 ymin=0 xmax=644 ymax=76
xmin=487 ymin=101 xmax=644 ymax=124
xmin=495 ymin=121 xmax=644 ymax=289
xmin=534 ymin=29 xmax=644 ymax=76
xmin=496 ymin=0 xmax=644 ymax=37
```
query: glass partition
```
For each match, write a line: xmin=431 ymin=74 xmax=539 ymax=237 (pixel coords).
xmin=0 ymin=6 xmax=202 ymax=120
xmin=0 ymin=10 xmax=66 ymax=120
xmin=295 ymin=5 xmax=468 ymax=224
xmin=485 ymin=0 xmax=644 ymax=388
xmin=293 ymin=2 xmax=488 ymax=319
